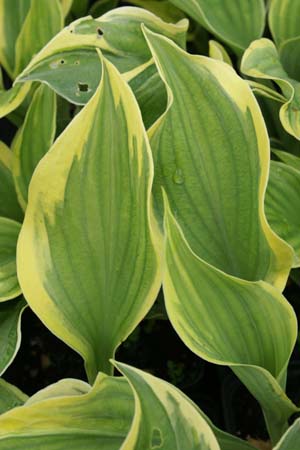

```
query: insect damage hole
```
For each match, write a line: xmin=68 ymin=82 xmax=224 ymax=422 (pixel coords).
xmin=97 ymin=27 xmax=104 ymax=37
xmin=77 ymin=82 xmax=89 ymax=92
xmin=151 ymin=428 xmax=163 ymax=448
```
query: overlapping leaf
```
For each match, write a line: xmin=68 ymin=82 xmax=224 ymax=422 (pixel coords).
xmin=13 ymin=0 xmax=63 ymax=78
xmin=0 ymin=0 xmax=62 ymax=119
xmin=258 ymin=94 xmax=300 ymax=156
xmin=0 ymin=143 xmax=23 ymax=301
xmin=208 ymin=40 xmax=232 ymax=66
xmin=71 ymin=0 xmax=89 ymax=18
xmin=265 ymin=161 xmax=300 ymax=267
xmin=0 ymin=218 xmax=22 ymax=301
xmin=0 ymin=379 xmax=27 ymax=414
xmin=268 ymin=0 xmax=300 ymax=81
xmin=0 ymin=83 xmax=31 ymax=120
xmin=0 ymin=142 xmax=22 ymax=222
xmin=17 ymin=54 xmax=161 ymax=382
xmin=0 ymin=362 xmax=254 ymax=450
xmin=272 ymin=149 xmax=300 ymax=171
xmin=60 ymin=0 xmax=73 ymax=17
xmin=269 ymin=0 xmax=300 ymax=46
xmin=168 ymin=0 xmax=265 ymax=53
xmin=115 ymin=361 xmax=255 ymax=450
xmin=0 ymin=298 xmax=26 ymax=375
xmin=145 ymin=28 xmax=292 ymax=289
xmin=0 ymin=3 xmax=297 ymax=448
xmin=248 ymin=81 xmax=286 ymax=104
xmin=0 ymin=374 xmax=134 ymax=449
xmin=279 ymin=37 xmax=300 ymax=82
xmin=15 ymin=7 xmax=188 ymax=127
xmin=25 ymin=379 xmax=90 ymax=406
xmin=115 ymin=361 xmax=220 ymax=450
xmin=90 ymin=0 xmax=119 ymax=18
xmin=273 ymin=418 xmax=300 ymax=450
xmin=163 ymin=201 xmax=297 ymax=444
xmin=16 ymin=6 xmax=187 ymax=80
xmin=125 ymin=0 xmax=185 ymax=23
xmin=143 ymin=28 xmax=297 ymax=444
xmin=12 ymin=84 xmax=56 ymax=209
xmin=0 ymin=0 xmax=31 ymax=78
xmin=241 ymin=38 xmax=300 ymax=140
xmin=0 ymin=0 xmax=63 ymax=79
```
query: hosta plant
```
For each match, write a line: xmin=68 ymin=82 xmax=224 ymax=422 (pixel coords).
xmin=0 ymin=0 xmax=300 ymax=448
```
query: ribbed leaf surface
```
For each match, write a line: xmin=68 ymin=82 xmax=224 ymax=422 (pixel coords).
xmin=0 ymin=374 xmax=134 ymax=449
xmin=143 ymin=28 xmax=298 ymax=444
xmin=241 ymin=38 xmax=300 ymax=140
xmin=17 ymin=54 xmax=161 ymax=381
xmin=115 ymin=362 xmax=220 ymax=450
xmin=145 ymin=28 xmax=292 ymax=288
xmin=266 ymin=161 xmax=300 ymax=267
xmin=12 ymin=84 xmax=56 ymax=209
xmin=168 ymin=0 xmax=265 ymax=52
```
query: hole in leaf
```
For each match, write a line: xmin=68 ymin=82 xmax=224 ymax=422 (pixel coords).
xmin=78 ymin=82 xmax=89 ymax=92
xmin=97 ymin=27 xmax=104 ymax=37
xmin=74 ymin=60 xmax=80 ymax=65
xmin=60 ymin=60 xmax=65 ymax=65
xmin=151 ymin=428 xmax=163 ymax=448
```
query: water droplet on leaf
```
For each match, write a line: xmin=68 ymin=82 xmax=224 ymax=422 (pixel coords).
xmin=172 ymin=168 xmax=184 ymax=185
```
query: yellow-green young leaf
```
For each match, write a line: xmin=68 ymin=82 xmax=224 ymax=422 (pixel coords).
xmin=272 ymin=149 xmax=300 ymax=171
xmin=0 ymin=379 xmax=27 ymax=414
xmin=144 ymin=28 xmax=292 ymax=289
xmin=241 ymin=38 xmax=300 ymax=140
xmin=25 ymin=379 xmax=90 ymax=405
xmin=0 ymin=374 xmax=134 ymax=449
xmin=168 ymin=0 xmax=265 ymax=53
xmin=17 ymin=55 xmax=161 ymax=382
xmin=0 ymin=218 xmax=21 ymax=301
xmin=248 ymin=80 xmax=286 ymax=103
xmin=259 ymin=95 xmax=300 ymax=157
xmin=60 ymin=0 xmax=73 ymax=17
xmin=208 ymin=40 xmax=233 ymax=66
xmin=13 ymin=0 xmax=63 ymax=78
xmin=163 ymin=202 xmax=298 ymax=444
xmin=269 ymin=0 xmax=300 ymax=47
xmin=273 ymin=419 xmax=300 ymax=450
xmin=0 ymin=82 xmax=31 ymax=119
xmin=0 ymin=0 xmax=31 ymax=78
xmin=0 ymin=298 xmax=26 ymax=375
xmin=114 ymin=361 xmax=220 ymax=450
xmin=123 ymin=0 xmax=185 ymax=23
xmin=12 ymin=84 xmax=57 ymax=210
xmin=265 ymin=161 xmax=300 ymax=267
xmin=15 ymin=7 xmax=188 ymax=127
xmin=0 ymin=142 xmax=23 ymax=222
